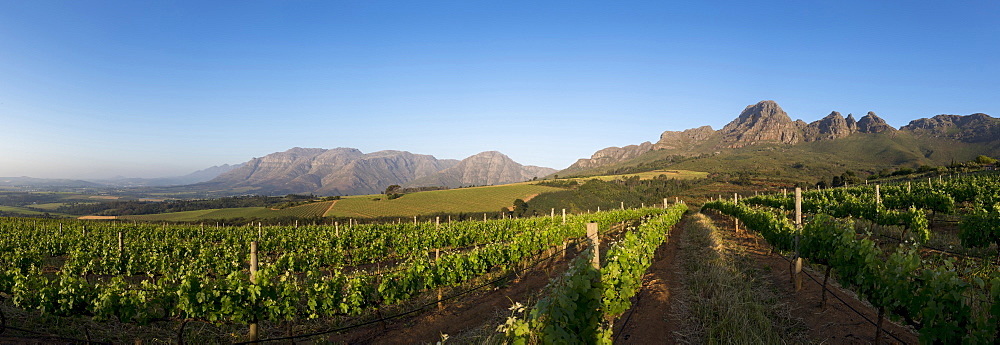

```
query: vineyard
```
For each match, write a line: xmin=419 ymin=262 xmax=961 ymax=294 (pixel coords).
xmin=120 ymin=201 xmax=339 ymax=222
xmin=703 ymin=172 xmax=1000 ymax=344
xmin=325 ymin=184 xmax=562 ymax=218
xmin=3 ymin=173 xmax=1000 ymax=343
xmin=0 ymin=203 xmax=687 ymax=343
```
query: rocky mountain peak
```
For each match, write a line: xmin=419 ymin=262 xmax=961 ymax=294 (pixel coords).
xmin=802 ymin=111 xmax=853 ymax=142
xmin=845 ymin=113 xmax=858 ymax=132
xmin=655 ymin=126 xmax=714 ymax=149
xmin=900 ymin=113 xmax=999 ymax=142
xmin=856 ymin=111 xmax=896 ymax=133
xmin=465 ymin=151 xmax=510 ymax=161
xmin=719 ymin=100 xmax=801 ymax=148
xmin=564 ymin=142 xmax=655 ymax=172
xmin=406 ymin=151 xmax=556 ymax=188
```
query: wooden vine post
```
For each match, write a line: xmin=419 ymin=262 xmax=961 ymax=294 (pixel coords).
xmin=587 ymin=223 xmax=599 ymax=269
xmin=249 ymin=241 xmax=259 ymax=341
xmin=663 ymin=198 xmax=668 ymax=208
xmin=620 ymin=201 xmax=624 ymax=210
xmin=551 ymin=208 xmax=555 ymax=220
xmin=435 ymin=216 xmax=440 ymax=229
xmin=734 ymin=194 xmax=741 ymax=233
xmin=876 ymin=184 xmax=881 ymax=205
xmin=118 ymin=231 xmax=123 ymax=255
xmin=793 ymin=187 xmax=803 ymax=291
xmin=562 ymin=209 xmax=566 ymax=224
xmin=436 ymin=248 xmax=442 ymax=310
xmin=876 ymin=307 xmax=885 ymax=345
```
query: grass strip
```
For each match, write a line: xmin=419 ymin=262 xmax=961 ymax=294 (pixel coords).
xmin=676 ymin=212 xmax=805 ymax=344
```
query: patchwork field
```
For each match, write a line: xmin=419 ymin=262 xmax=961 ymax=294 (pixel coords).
xmin=325 ymin=183 xmax=563 ymax=218
xmin=578 ymin=169 xmax=708 ymax=182
xmin=121 ymin=201 xmax=337 ymax=221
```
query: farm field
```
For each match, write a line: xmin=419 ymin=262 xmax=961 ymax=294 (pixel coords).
xmin=0 ymin=205 xmax=73 ymax=217
xmin=579 ymin=169 xmax=709 ymax=181
xmin=121 ymin=201 xmax=337 ymax=221
xmin=325 ymin=183 xmax=563 ymax=218
xmin=702 ymin=172 xmax=1000 ymax=344
xmin=4 ymin=174 xmax=1000 ymax=344
xmin=0 ymin=206 xmax=680 ymax=343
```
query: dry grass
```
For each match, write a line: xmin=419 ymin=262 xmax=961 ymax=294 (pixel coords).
xmin=672 ymin=212 xmax=809 ymax=344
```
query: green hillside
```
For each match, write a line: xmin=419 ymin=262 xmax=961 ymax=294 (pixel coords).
xmin=572 ymin=169 xmax=708 ymax=182
xmin=567 ymin=132 xmax=1000 ymax=182
xmin=325 ymin=183 xmax=562 ymax=218
xmin=121 ymin=201 xmax=335 ymax=221
xmin=118 ymin=184 xmax=564 ymax=220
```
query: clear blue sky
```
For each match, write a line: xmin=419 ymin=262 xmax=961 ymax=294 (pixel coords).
xmin=1 ymin=1 xmax=998 ymax=179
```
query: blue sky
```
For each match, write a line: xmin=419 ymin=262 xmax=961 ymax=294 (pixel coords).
xmin=1 ymin=1 xmax=998 ymax=179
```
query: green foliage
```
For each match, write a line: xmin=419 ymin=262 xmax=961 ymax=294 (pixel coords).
xmin=503 ymin=205 xmax=687 ymax=343
xmin=525 ymin=177 xmax=707 ymax=215
xmin=0 ymin=208 xmax=666 ymax=327
xmin=974 ymin=155 xmax=998 ymax=165
xmin=959 ymin=204 xmax=1000 ymax=249
xmin=57 ymin=194 xmax=317 ymax=216
xmin=327 ymin=184 xmax=562 ymax=218
xmin=706 ymin=202 xmax=1000 ymax=344
xmin=702 ymin=200 xmax=796 ymax=250
xmin=510 ymin=249 xmax=608 ymax=344
xmin=741 ymin=185 xmax=933 ymax=244
xmin=512 ymin=198 xmax=529 ymax=217
xmin=602 ymin=206 xmax=686 ymax=318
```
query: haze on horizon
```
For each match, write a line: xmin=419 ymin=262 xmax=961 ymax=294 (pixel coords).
xmin=1 ymin=1 xmax=998 ymax=179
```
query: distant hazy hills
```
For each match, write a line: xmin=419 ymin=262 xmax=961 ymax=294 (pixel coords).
xmin=205 ymin=148 xmax=556 ymax=196
xmin=90 ymin=164 xmax=244 ymax=187
xmin=0 ymin=164 xmax=243 ymax=189
xmin=560 ymin=100 xmax=1000 ymax=177
xmin=404 ymin=151 xmax=556 ymax=189
xmin=8 ymin=99 xmax=997 ymax=196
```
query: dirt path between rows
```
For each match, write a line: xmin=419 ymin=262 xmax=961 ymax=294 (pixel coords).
xmin=612 ymin=215 xmax=688 ymax=344
xmin=322 ymin=199 xmax=339 ymax=217
xmin=327 ymin=245 xmax=580 ymax=344
xmin=704 ymin=211 xmax=920 ymax=344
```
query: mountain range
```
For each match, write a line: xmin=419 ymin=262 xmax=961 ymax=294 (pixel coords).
xmin=558 ymin=100 xmax=1000 ymax=177
xmin=0 ymin=164 xmax=243 ymax=189
xmin=202 ymin=148 xmax=556 ymax=196
xmin=6 ymin=100 xmax=997 ymax=196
